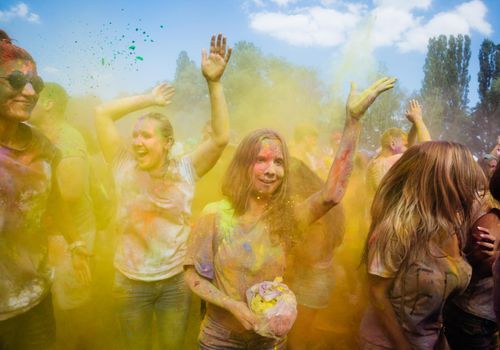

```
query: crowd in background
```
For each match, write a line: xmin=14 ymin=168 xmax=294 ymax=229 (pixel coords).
xmin=1 ymin=28 xmax=500 ymax=350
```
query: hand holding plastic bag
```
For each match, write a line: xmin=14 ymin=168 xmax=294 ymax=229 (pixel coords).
xmin=246 ymin=277 xmax=297 ymax=339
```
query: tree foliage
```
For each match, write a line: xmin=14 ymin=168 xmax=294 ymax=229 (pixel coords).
xmin=169 ymin=51 xmax=209 ymax=140
xmin=421 ymin=34 xmax=471 ymax=141
xmin=477 ymin=39 xmax=500 ymax=114
xmin=469 ymin=39 xmax=500 ymax=153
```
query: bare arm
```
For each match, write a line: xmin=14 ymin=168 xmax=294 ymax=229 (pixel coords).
xmin=367 ymin=274 xmax=412 ymax=350
xmin=189 ymin=34 xmax=232 ymax=177
xmin=466 ymin=214 xmax=500 ymax=280
xmin=184 ymin=266 xmax=258 ymax=330
xmin=49 ymin=167 xmax=92 ymax=284
xmin=405 ymin=99 xmax=430 ymax=147
xmin=295 ymin=78 xmax=396 ymax=228
xmin=94 ymin=83 xmax=174 ymax=163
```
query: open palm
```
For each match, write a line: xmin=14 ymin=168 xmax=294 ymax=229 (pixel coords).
xmin=202 ymin=33 xmax=232 ymax=82
xmin=347 ymin=77 xmax=396 ymax=120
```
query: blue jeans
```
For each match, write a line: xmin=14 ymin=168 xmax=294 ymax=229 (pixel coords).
xmin=199 ymin=315 xmax=286 ymax=350
xmin=113 ymin=271 xmax=191 ymax=350
xmin=0 ymin=294 xmax=56 ymax=350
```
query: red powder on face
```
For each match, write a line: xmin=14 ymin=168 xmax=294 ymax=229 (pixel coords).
xmin=253 ymin=140 xmax=284 ymax=174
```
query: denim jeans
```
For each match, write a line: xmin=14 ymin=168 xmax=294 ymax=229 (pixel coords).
xmin=199 ymin=315 xmax=286 ymax=350
xmin=113 ymin=271 xmax=191 ymax=350
xmin=0 ymin=294 xmax=56 ymax=350
xmin=444 ymin=301 xmax=499 ymax=350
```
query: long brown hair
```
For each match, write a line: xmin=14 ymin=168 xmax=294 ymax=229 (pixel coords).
xmin=222 ymin=128 xmax=294 ymax=245
xmin=366 ymin=141 xmax=485 ymax=267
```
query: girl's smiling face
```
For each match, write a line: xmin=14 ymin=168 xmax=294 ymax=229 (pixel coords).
xmin=251 ymin=138 xmax=285 ymax=197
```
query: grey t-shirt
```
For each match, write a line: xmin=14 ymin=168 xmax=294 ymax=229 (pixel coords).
xmin=360 ymin=237 xmax=471 ymax=349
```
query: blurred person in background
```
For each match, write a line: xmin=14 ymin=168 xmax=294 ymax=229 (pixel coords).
xmin=366 ymin=99 xmax=431 ymax=193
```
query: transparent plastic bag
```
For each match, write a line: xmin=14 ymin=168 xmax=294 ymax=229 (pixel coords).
xmin=246 ymin=277 xmax=297 ymax=338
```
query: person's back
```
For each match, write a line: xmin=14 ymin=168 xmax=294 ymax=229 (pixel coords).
xmin=361 ymin=142 xmax=482 ymax=350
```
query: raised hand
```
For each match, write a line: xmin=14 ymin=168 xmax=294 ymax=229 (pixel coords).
xmin=202 ymin=33 xmax=232 ymax=82
xmin=347 ymin=77 xmax=396 ymax=120
xmin=405 ymin=99 xmax=423 ymax=124
xmin=151 ymin=83 xmax=175 ymax=106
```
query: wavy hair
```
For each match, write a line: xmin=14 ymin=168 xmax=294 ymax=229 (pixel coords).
xmin=365 ymin=141 xmax=485 ymax=267
xmin=222 ymin=128 xmax=295 ymax=246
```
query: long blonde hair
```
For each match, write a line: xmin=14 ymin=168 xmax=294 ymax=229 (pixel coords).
xmin=366 ymin=141 xmax=485 ymax=266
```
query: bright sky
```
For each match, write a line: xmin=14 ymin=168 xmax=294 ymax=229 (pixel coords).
xmin=1 ymin=0 xmax=499 ymax=106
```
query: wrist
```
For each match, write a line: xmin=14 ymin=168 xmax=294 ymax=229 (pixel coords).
xmin=207 ymin=80 xmax=222 ymax=88
xmin=143 ymin=94 xmax=158 ymax=106
xmin=411 ymin=117 xmax=424 ymax=125
xmin=346 ymin=114 xmax=362 ymax=127
xmin=221 ymin=296 xmax=235 ymax=311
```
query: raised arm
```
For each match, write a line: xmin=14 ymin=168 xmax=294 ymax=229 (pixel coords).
xmin=189 ymin=34 xmax=231 ymax=177
xmin=94 ymin=83 xmax=174 ymax=162
xmin=405 ymin=99 xmax=431 ymax=147
xmin=295 ymin=77 xmax=396 ymax=228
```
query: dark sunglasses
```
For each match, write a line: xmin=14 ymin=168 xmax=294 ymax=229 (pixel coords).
xmin=0 ymin=70 xmax=44 ymax=93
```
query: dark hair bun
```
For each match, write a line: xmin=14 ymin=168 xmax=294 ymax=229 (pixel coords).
xmin=0 ymin=29 xmax=13 ymax=44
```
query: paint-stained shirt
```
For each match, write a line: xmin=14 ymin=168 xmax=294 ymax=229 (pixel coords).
xmin=113 ymin=149 xmax=197 ymax=281
xmin=184 ymin=199 xmax=286 ymax=332
xmin=0 ymin=124 xmax=59 ymax=320
xmin=359 ymin=237 xmax=471 ymax=350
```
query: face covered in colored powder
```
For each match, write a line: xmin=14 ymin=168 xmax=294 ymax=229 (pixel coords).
xmin=251 ymin=138 xmax=285 ymax=197
xmin=0 ymin=59 xmax=39 ymax=123
xmin=132 ymin=117 xmax=172 ymax=172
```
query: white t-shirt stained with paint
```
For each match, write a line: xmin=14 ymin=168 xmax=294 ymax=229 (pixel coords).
xmin=113 ymin=149 xmax=197 ymax=281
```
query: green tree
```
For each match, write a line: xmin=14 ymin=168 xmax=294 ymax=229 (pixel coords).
xmin=421 ymin=34 xmax=471 ymax=141
xmin=223 ymin=41 xmax=325 ymax=139
xmin=169 ymin=51 xmax=209 ymax=141
xmin=477 ymin=39 xmax=500 ymax=113
xmin=471 ymin=39 xmax=500 ymax=153
xmin=361 ymin=84 xmax=407 ymax=150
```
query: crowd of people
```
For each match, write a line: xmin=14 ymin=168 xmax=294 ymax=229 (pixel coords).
xmin=1 ymin=28 xmax=499 ymax=350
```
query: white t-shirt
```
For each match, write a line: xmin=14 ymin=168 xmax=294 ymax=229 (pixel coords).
xmin=113 ymin=149 xmax=197 ymax=281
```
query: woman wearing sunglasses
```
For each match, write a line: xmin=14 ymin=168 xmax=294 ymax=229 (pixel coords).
xmin=0 ymin=30 xmax=90 ymax=349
